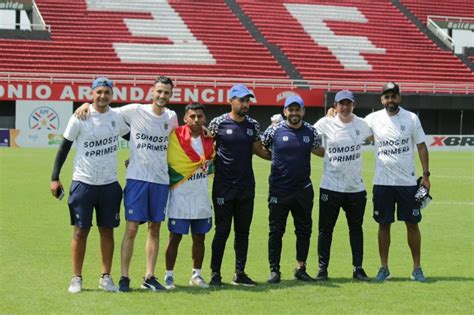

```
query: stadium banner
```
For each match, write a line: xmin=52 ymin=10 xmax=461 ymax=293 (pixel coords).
xmin=8 ymin=129 xmax=131 ymax=148
xmin=435 ymin=21 xmax=474 ymax=30
xmin=360 ymin=135 xmax=474 ymax=152
xmin=0 ymin=0 xmax=32 ymax=10
xmin=15 ymin=100 xmax=72 ymax=134
xmin=0 ymin=82 xmax=325 ymax=106
xmin=0 ymin=128 xmax=10 ymax=147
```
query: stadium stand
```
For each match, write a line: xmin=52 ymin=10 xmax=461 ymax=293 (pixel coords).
xmin=0 ymin=0 xmax=288 ymax=79
xmin=400 ymin=0 xmax=474 ymax=24
xmin=237 ymin=0 xmax=473 ymax=84
xmin=0 ymin=0 xmax=472 ymax=88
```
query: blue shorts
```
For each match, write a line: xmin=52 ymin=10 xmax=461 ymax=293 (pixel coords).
xmin=372 ymin=185 xmax=421 ymax=224
xmin=68 ymin=181 xmax=122 ymax=228
xmin=168 ymin=218 xmax=212 ymax=235
xmin=124 ymin=179 xmax=168 ymax=222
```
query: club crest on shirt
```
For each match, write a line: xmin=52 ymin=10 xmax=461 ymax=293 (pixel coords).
xmin=412 ymin=209 xmax=420 ymax=216
xmin=282 ymin=136 xmax=289 ymax=141
xmin=216 ymin=197 xmax=224 ymax=205
xmin=111 ymin=121 xmax=116 ymax=127
xmin=115 ymin=213 xmax=120 ymax=220
xmin=269 ymin=196 xmax=278 ymax=204
xmin=226 ymin=129 xmax=233 ymax=135
xmin=164 ymin=123 xmax=169 ymax=130
xmin=400 ymin=125 xmax=405 ymax=131
xmin=355 ymin=130 xmax=360 ymax=136
xmin=171 ymin=220 xmax=176 ymax=225
xmin=303 ymin=136 xmax=310 ymax=143
xmin=321 ymin=194 xmax=328 ymax=202
xmin=247 ymin=128 xmax=254 ymax=136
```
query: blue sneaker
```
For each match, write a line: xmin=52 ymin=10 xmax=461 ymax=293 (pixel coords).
xmin=118 ymin=276 xmax=130 ymax=292
xmin=375 ymin=267 xmax=391 ymax=281
xmin=164 ymin=275 xmax=176 ymax=290
xmin=411 ymin=267 xmax=426 ymax=282
xmin=141 ymin=276 xmax=166 ymax=291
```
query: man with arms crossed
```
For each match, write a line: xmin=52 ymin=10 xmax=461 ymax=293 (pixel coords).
xmin=262 ymin=95 xmax=322 ymax=284
xmin=365 ymin=82 xmax=431 ymax=282
xmin=76 ymin=76 xmax=179 ymax=291
xmin=163 ymin=102 xmax=214 ymax=289
xmin=208 ymin=84 xmax=270 ymax=287
xmin=51 ymin=78 xmax=129 ymax=293
xmin=313 ymin=90 xmax=372 ymax=281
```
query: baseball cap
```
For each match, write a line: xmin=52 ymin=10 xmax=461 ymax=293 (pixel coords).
xmin=382 ymin=82 xmax=400 ymax=95
xmin=230 ymin=84 xmax=254 ymax=98
xmin=284 ymin=95 xmax=304 ymax=108
xmin=334 ymin=90 xmax=355 ymax=103
xmin=92 ymin=77 xmax=113 ymax=90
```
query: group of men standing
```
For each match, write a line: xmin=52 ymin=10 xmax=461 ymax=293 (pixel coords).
xmin=50 ymin=77 xmax=431 ymax=293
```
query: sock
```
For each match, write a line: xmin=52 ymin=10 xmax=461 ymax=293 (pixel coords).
xmin=166 ymin=270 xmax=174 ymax=278
xmin=192 ymin=269 xmax=201 ymax=278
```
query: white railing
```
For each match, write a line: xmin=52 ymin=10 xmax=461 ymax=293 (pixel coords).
xmin=427 ymin=17 xmax=454 ymax=50
xmin=0 ymin=72 xmax=473 ymax=95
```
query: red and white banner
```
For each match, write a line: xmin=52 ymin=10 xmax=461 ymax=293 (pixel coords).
xmin=0 ymin=82 xmax=325 ymax=106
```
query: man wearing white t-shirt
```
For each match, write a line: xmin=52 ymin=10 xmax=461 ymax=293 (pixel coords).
xmin=314 ymin=90 xmax=372 ymax=282
xmin=365 ymin=82 xmax=431 ymax=282
xmin=163 ymin=103 xmax=215 ymax=289
xmin=50 ymin=78 xmax=129 ymax=293
xmin=75 ymin=76 xmax=179 ymax=291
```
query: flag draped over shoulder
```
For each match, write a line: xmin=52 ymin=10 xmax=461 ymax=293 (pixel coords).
xmin=168 ymin=125 xmax=214 ymax=187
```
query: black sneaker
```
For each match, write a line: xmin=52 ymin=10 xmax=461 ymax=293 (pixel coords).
xmin=231 ymin=271 xmax=257 ymax=286
xmin=294 ymin=266 xmax=315 ymax=282
xmin=267 ymin=271 xmax=281 ymax=284
xmin=353 ymin=267 xmax=370 ymax=281
xmin=315 ymin=269 xmax=328 ymax=281
xmin=209 ymin=272 xmax=223 ymax=287
xmin=118 ymin=276 xmax=131 ymax=292
xmin=141 ymin=276 xmax=165 ymax=291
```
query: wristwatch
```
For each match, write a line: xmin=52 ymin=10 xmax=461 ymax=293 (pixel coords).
xmin=423 ymin=171 xmax=431 ymax=177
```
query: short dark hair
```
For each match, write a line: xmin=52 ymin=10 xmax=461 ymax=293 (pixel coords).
xmin=185 ymin=102 xmax=205 ymax=113
xmin=154 ymin=75 xmax=174 ymax=88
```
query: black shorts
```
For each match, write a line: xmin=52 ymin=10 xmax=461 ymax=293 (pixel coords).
xmin=68 ymin=181 xmax=122 ymax=228
xmin=372 ymin=185 xmax=421 ymax=224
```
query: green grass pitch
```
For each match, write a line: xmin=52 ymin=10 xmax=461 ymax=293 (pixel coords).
xmin=0 ymin=148 xmax=472 ymax=314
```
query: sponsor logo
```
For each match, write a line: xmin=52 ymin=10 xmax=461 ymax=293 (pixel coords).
xmin=276 ymin=91 xmax=299 ymax=103
xmin=321 ymin=194 xmax=328 ymax=202
xmin=128 ymin=209 xmax=134 ymax=214
xmin=29 ymin=107 xmax=60 ymax=130
xmin=171 ymin=220 xmax=176 ymax=225
xmin=430 ymin=136 xmax=474 ymax=147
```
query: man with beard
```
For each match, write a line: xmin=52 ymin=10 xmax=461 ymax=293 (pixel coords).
xmin=364 ymin=82 xmax=431 ymax=282
xmin=262 ymin=95 xmax=323 ymax=283
xmin=75 ymin=76 xmax=179 ymax=291
xmin=207 ymin=84 xmax=270 ymax=287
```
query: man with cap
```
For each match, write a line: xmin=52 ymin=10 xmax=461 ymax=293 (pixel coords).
xmin=50 ymin=77 xmax=130 ymax=293
xmin=365 ymin=82 xmax=431 ymax=282
xmin=207 ymin=84 xmax=270 ymax=286
xmin=313 ymin=90 xmax=373 ymax=281
xmin=262 ymin=95 xmax=323 ymax=283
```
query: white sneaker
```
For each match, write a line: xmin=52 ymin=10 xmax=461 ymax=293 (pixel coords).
xmin=189 ymin=275 xmax=209 ymax=288
xmin=99 ymin=274 xmax=117 ymax=292
xmin=68 ymin=276 xmax=82 ymax=294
